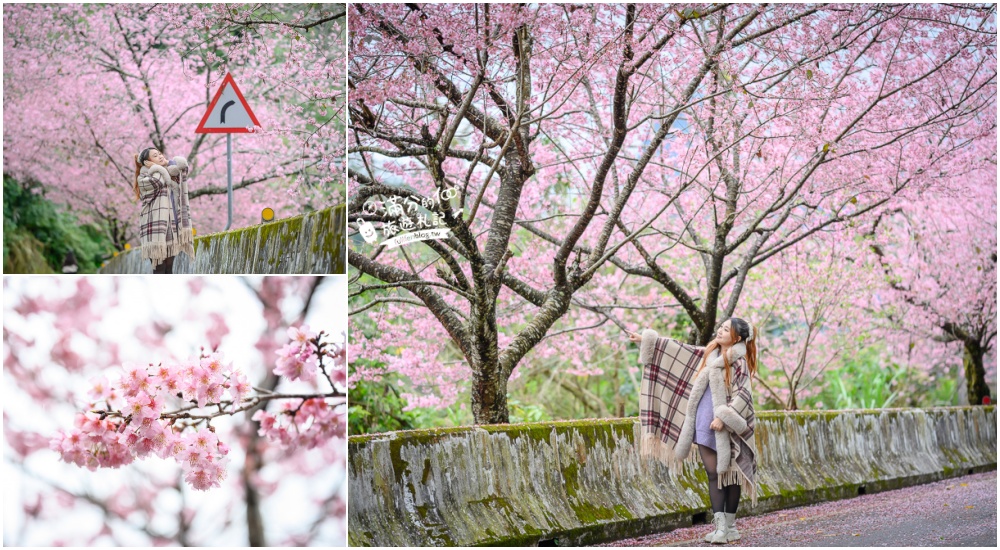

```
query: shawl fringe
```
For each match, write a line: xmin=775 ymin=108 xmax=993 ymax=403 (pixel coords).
xmin=642 ymin=431 xmax=759 ymax=508
xmin=141 ymin=242 xmax=169 ymax=266
xmin=168 ymin=241 xmax=195 ymax=259
xmin=639 ymin=432 xmax=701 ymax=471
xmin=718 ymin=461 xmax=758 ymax=508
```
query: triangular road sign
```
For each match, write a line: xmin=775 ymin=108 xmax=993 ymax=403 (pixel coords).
xmin=195 ymin=73 xmax=262 ymax=134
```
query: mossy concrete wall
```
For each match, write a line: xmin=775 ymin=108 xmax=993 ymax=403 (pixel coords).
xmin=99 ymin=204 xmax=345 ymax=274
xmin=348 ymin=406 xmax=996 ymax=547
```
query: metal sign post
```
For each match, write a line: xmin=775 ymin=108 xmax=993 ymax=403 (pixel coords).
xmin=194 ymin=73 xmax=262 ymax=232
xmin=227 ymin=134 xmax=233 ymax=230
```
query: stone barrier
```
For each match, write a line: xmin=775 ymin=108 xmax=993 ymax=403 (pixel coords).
xmin=348 ymin=406 xmax=996 ymax=546
xmin=98 ymin=204 xmax=344 ymax=274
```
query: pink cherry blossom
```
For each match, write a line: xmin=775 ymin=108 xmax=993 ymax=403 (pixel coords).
xmin=348 ymin=3 xmax=996 ymax=421
xmin=124 ymin=391 xmax=160 ymax=421
xmin=289 ymin=325 xmax=317 ymax=346
xmin=87 ymin=376 xmax=111 ymax=403
xmin=227 ymin=370 xmax=251 ymax=405
xmin=7 ymin=275 xmax=347 ymax=545
xmin=273 ymin=326 xmax=323 ymax=383
xmin=274 ymin=344 xmax=318 ymax=383
xmin=3 ymin=3 xmax=346 ymax=242
xmin=50 ymin=332 xmax=347 ymax=491
xmin=253 ymin=399 xmax=345 ymax=451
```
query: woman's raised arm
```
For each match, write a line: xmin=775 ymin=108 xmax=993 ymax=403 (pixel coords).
xmin=636 ymin=329 xmax=706 ymax=366
xmin=138 ymin=164 xmax=171 ymax=198
xmin=170 ymin=156 xmax=189 ymax=174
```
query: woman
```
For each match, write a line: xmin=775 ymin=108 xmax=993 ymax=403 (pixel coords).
xmin=133 ymin=147 xmax=195 ymax=274
xmin=628 ymin=318 xmax=759 ymax=544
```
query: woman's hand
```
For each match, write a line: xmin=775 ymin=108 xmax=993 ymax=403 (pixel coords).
xmin=627 ymin=331 xmax=642 ymax=343
xmin=710 ymin=418 xmax=725 ymax=431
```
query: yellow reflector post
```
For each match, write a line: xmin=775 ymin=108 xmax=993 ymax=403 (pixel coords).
xmin=262 ymin=207 xmax=275 ymax=223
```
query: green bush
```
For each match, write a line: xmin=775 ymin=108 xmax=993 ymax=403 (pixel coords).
xmin=347 ymin=357 xmax=421 ymax=435
xmin=3 ymin=175 xmax=113 ymax=273
xmin=807 ymin=345 xmax=961 ymax=410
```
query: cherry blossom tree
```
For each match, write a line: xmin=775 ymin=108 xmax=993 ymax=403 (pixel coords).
xmin=864 ymin=153 xmax=997 ymax=405
xmin=736 ymin=233 xmax=886 ymax=410
xmin=2 ymin=3 xmax=346 ymax=248
xmin=528 ymin=3 xmax=995 ymax=346
xmin=348 ymin=3 xmax=996 ymax=424
xmin=4 ymin=276 xmax=347 ymax=546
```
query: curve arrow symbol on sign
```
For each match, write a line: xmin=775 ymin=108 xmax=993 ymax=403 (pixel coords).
xmin=195 ymin=74 xmax=260 ymax=134
xmin=220 ymin=100 xmax=237 ymax=123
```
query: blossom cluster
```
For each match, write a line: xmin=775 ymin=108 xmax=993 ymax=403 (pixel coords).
xmin=274 ymin=326 xmax=320 ymax=382
xmin=274 ymin=325 xmax=347 ymax=388
xmin=50 ymin=353 xmax=243 ymax=490
xmin=252 ymin=398 xmax=345 ymax=450
xmin=50 ymin=327 xmax=346 ymax=489
xmin=260 ymin=326 xmax=347 ymax=449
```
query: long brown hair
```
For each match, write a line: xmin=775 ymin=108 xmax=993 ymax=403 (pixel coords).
xmin=133 ymin=147 xmax=154 ymax=201
xmin=695 ymin=318 xmax=759 ymax=388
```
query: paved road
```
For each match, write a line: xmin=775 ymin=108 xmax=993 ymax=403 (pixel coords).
xmin=598 ymin=470 xmax=996 ymax=547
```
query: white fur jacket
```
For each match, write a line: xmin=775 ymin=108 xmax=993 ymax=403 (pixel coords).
xmin=674 ymin=342 xmax=751 ymax=465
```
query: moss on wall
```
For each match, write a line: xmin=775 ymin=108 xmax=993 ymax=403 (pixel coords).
xmin=348 ymin=406 xmax=996 ymax=547
xmin=99 ymin=204 xmax=344 ymax=274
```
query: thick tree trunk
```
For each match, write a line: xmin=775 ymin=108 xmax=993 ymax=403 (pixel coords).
xmin=471 ymin=364 xmax=510 ymax=424
xmin=963 ymin=340 xmax=990 ymax=405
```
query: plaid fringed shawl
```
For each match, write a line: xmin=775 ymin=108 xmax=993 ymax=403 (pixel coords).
xmin=638 ymin=329 xmax=758 ymax=507
xmin=138 ymin=157 xmax=195 ymax=267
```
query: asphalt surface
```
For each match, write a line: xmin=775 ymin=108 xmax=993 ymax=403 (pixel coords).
xmin=597 ymin=470 xmax=996 ymax=547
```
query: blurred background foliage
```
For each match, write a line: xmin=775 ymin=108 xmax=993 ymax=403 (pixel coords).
xmin=4 ymin=175 xmax=114 ymax=273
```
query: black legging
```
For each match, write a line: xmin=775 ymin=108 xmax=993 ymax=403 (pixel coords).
xmin=152 ymin=256 xmax=175 ymax=274
xmin=699 ymin=444 xmax=741 ymax=514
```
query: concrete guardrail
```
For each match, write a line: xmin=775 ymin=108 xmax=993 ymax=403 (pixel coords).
xmin=99 ymin=204 xmax=344 ymax=274
xmin=348 ymin=406 xmax=996 ymax=546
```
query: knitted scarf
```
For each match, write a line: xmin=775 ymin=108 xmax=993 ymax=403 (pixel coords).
xmin=639 ymin=329 xmax=758 ymax=507
xmin=138 ymin=157 xmax=195 ymax=267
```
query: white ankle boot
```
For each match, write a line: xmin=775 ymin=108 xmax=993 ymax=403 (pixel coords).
xmin=705 ymin=511 xmax=728 ymax=543
xmin=724 ymin=512 xmax=740 ymax=541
